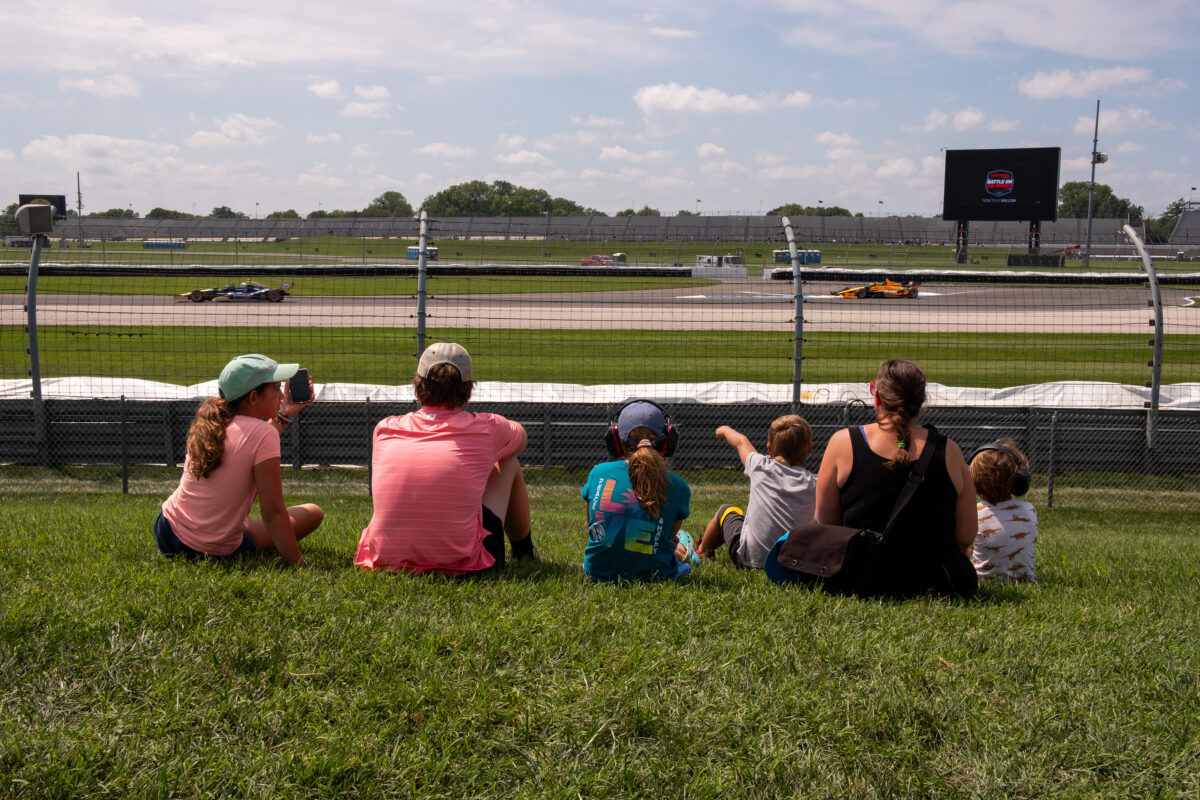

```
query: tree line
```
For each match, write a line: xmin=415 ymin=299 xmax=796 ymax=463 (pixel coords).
xmin=1 ymin=181 xmax=1191 ymax=243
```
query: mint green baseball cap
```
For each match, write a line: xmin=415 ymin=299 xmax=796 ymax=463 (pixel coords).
xmin=218 ymin=354 xmax=297 ymax=401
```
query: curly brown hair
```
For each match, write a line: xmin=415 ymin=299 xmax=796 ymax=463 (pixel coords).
xmin=874 ymin=358 xmax=927 ymax=471
xmin=624 ymin=426 xmax=669 ymax=518
xmin=413 ymin=362 xmax=473 ymax=408
xmin=185 ymin=382 xmax=270 ymax=478
xmin=185 ymin=397 xmax=236 ymax=479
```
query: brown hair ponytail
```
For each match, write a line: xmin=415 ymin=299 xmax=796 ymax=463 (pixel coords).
xmin=186 ymin=397 xmax=235 ymax=479
xmin=874 ymin=359 xmax=926 ymax=471
xmin=625 ymin=426 xmax=668 ymax=518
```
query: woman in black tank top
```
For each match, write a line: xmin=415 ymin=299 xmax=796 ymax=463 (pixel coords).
xmin=814 ymin=359 xmax=977 ymax=597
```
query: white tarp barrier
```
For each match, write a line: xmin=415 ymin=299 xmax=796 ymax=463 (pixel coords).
xmin=2 ymin=378 xmax=1198 ymax=410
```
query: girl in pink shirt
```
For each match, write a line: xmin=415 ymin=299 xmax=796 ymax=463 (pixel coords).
xmin=155 ymin=354 xmax=323 ymax=565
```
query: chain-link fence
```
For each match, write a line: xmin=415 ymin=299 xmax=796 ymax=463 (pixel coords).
xmin=2 ymin=215 xmax=1197 ymax=507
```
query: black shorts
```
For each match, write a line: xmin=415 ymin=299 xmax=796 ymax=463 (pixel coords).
xmin=480 ymin=505 xmax=505 ymax=569
xmin=153 ymin=512 xmax=257 ymax=559
xmin=715 ymin=504 xmax=750 ymax=569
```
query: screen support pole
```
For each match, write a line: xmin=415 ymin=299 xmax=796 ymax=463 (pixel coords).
xmin=955 ymin=220 xmax=969 ymax=264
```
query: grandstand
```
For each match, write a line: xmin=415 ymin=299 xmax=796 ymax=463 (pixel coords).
xmin=50 ymin=215 xmax=1140 ymax=247
xmin=1168 ymin=206 xmax=1200 ymax=246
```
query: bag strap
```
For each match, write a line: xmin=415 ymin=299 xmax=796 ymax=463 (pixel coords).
xmin=881 ymin=430 xmax=943 ymax=539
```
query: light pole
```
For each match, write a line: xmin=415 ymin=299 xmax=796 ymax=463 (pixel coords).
xmin=1084 ymin=99 xmax=1107 ymax=269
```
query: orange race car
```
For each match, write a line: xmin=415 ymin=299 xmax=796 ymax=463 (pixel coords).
xmin=831 ymin=279 xmax=920 ymax=299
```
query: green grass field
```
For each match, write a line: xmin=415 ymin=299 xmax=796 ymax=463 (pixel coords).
xmin=1 ymin=467 xmax=1197 ymax=798
xmin=2 ymin=326 xmax=1194 ymax=388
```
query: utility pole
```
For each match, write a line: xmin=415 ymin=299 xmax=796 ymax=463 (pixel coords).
xmin=1084 ymin=100 xmax=1108 ymax=269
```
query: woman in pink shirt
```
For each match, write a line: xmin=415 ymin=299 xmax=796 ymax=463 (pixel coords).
xmin=155 ymin=354 xmax=323 ymax=565
xmin=356 ymin=342 xmax=536 ymax=575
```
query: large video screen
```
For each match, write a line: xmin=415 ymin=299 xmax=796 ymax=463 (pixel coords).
xmin=942 ymin=147 xmax=1060 ymax=222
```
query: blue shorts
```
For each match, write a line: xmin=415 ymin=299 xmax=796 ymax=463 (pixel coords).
xmin=153 ymin=512 xmax=257 ymax=559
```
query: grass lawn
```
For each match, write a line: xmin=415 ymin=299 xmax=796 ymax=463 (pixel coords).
xmin=3 ymin=326 xmax=1195 ymax=388
xmin=1 ymin=467 xmax=1196 ymax=798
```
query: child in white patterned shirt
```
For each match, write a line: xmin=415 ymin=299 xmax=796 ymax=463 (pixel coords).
xmin=967 ymin=439 xmax=1037 ymax=583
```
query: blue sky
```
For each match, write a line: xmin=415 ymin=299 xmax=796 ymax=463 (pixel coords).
xmin=1 ymin=0 xmax=1196 ymax=218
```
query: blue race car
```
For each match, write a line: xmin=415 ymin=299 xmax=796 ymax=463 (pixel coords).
xmin=178 ymin=280 xmax=291 ymax=303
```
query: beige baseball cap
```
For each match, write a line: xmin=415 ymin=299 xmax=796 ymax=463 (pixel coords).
xmin=417 ymin=342 xmax=472 ymax=381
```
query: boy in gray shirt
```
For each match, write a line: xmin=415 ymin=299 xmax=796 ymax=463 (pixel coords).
xmin=697 ymin=415 xmax=817 ymax=569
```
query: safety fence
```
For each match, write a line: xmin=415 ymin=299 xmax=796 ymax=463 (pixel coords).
xmin=1 ymin=216 xmax=1197 ymax=507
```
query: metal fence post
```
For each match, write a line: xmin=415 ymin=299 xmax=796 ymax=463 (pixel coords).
xmin=782 ymin=216 xmax=803 ymax=411
xmin=416 ymin=210 xmax=429 ymax=359
xmin=1046 ymin=411 xmax=1058 ymax=508
xmin=1123 ymin=224 xmax=1163 ymax=459
xmin=25 ymin=234 xmax=48 ymax=465
xmin=120 ymin=395 xmax=129 ymax=494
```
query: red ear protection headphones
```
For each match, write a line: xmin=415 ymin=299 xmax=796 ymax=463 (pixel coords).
xmin=604 ymin=399 xmax=679 ymax=458
xmin=968 ymin=442 xmax=1032 ymax=497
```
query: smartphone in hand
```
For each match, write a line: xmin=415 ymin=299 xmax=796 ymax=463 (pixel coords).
xmin=288 ymin=368 xmax=312 ymax=403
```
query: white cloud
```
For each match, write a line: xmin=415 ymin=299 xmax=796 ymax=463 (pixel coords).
xmin=1017 ymin=66 xmax=1151 ymax=99
xmin=23 ymin=132 xmax=180 ymax=164
xmin=778 ymin=2 xmax=1185 ymax=61
xmin=814 ymin=131 xmax=858 ymax=148
xmin=571 ymin=114 xmax=624 ymax=128
xmin=339 ymin=101 xmax=391 ymax=118
xmin=697 ymin=142 xmax=725 ymax=158
xmin=497 ymin=134 xmax=527 ymax=149
xmin=1073 ymin=105 xmax=1160 ymax=135
xmin=755 ymin=151 xmax=786 ymax=167
xmin=185 ymin=113 xmax=277 ymax=147
xmin=633 ymin=83 xmax=812 ymax=115
xmin=0 ymin=91 xmax=35 ymax=111
xmin=953 ymin=108 xmax=985 ymax=131
xmin=920 ymin=110 xmax=948 ymax=131
xmin=1115 ymin=141 xmax=1144 ymax=153
xmin=354 ymin=84 xmax=390 ymax=100
xmin=599 ymin=146 xmax=667 ymax=163
xmin=416 ymin=142 xmax=475 ymax=160
xmin=649 ymin=27 xmax=698 ymax=39
xmin=700 ymin=160 xmax=750 ymax=182
xmin=875 ymin=158 xmax=916 ymax=178
xmin=0 ymin=148 xmax=13 ymax=161
xmin=495 ymin=149 xmax=552 ymax=167
xmin=1152 ymin=77 xmax=1188 ymax=97
xmin=307 ymin=80 xmax=343 ymax=99
xmin=58 ymin=74 xmax=140 ymax=99
xmin=351 ymin=144 xmax=375 ymax=157
xmin=987 ymin=119 xmax=1019 ymax=132
xmin=306 ymin=133 xmax=343 ymax=144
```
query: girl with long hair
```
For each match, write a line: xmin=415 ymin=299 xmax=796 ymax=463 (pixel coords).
xmin=582 ymin=400 xmax=692 ymax=582
xmin=154 ymin=354 xmax=323 ymax=564
xmin=814 ymin=359 xmax=977 ymax=596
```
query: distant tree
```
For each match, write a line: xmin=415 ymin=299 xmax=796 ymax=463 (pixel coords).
xmin=1057 ymin=181 xmax=1143 ymax=222
xmin=90 ymin=208 xmax=140 ymax=218
xmin=1145 ymin=197 xmax=1186 ymax=243
xmin=361 ymin=191 xmax=413 ymax=218
xmin=0 ymin=202 xmax=17 ymax=234
xmin=210 ymin=205 xmax=248 ymax=219
xmin=675 ymin=209 xmax=700 ymax=216
xmin=146 ymin=207 xmax=198 ymax=220
xmin=766 ymin=203 xmax=851 ymax=217
xmin=419 ymin=180 xmax=597 ymax=216
xmin=615 ymin=205 xmax=661 ymax=217
xmin=266 ymin=209 xmax=301 ymax=219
